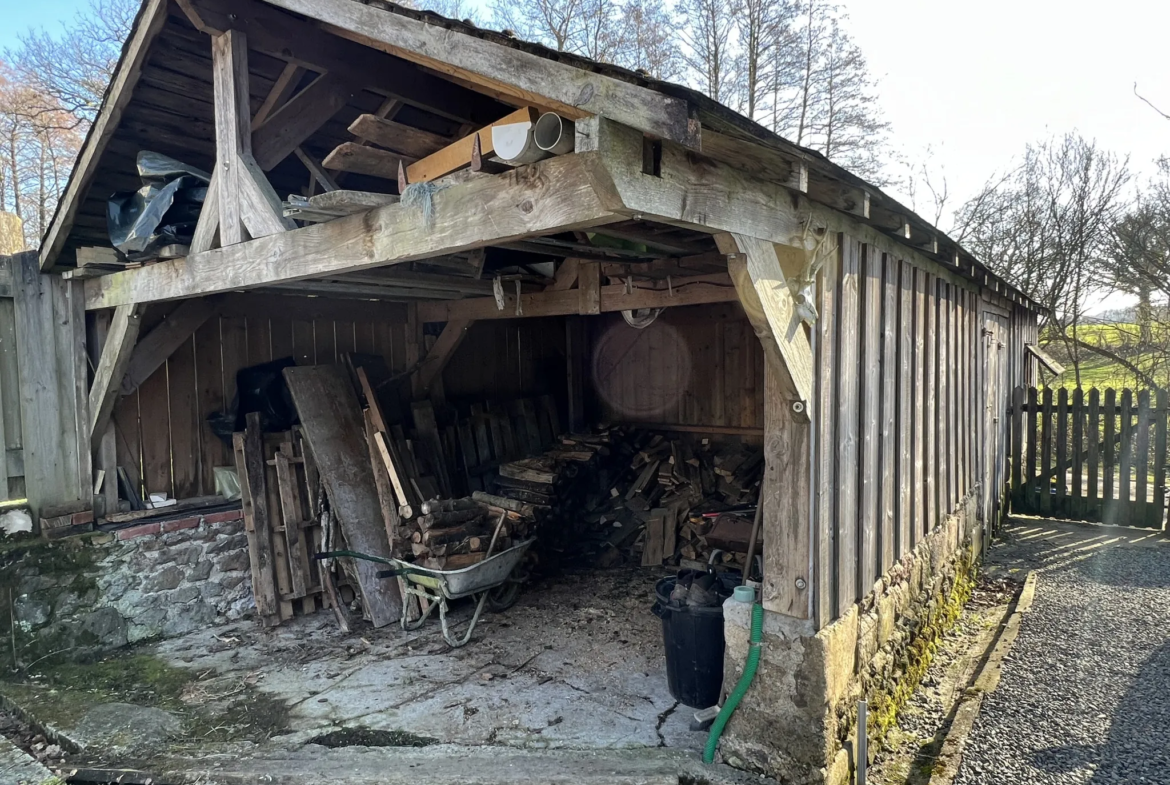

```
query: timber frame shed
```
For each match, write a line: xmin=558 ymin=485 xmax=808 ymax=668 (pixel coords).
xmin=20 ymin=0 xmax=1044 ymax=777
xmin=40 ymin=0 xmax=1043 ymax=621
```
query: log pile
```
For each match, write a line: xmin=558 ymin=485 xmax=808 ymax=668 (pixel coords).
xmin=397 ymin=497 xmax=524 ymax=570
xmin=483 ymin=428 xmax=764 ymax=571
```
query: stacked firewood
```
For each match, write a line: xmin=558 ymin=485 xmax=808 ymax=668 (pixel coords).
xmin=398 ymin=491 xmax=552 ymax=570
xmin=480 ymin=428 xmax=764 ymax=570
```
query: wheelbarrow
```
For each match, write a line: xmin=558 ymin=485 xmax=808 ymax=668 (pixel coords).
xmin=317 ymin=538 xmax=534 ymax=648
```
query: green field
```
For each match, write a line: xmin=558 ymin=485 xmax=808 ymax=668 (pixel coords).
xmin=1048 ymin=322 xmax=1168 ymax=391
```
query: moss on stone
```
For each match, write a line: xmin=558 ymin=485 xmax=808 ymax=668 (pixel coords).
xmin=850 ymin=551 xmax=976 ymax=755
xmin=0 ymin=650 xmax=290 ymax=748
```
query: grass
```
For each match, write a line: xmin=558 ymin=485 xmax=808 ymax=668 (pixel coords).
xmin=1045 ymin=322 xmax=1168 ymax=391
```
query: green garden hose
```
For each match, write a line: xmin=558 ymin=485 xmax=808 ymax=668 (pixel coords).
xmin=703 ymin=600 xmax=763 ymax=764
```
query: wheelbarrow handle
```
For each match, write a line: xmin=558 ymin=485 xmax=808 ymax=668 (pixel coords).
xmin=375 ymin=568 xmax=429 ymax=580
xmin=315 ymin=549 xmax=397 ymax=566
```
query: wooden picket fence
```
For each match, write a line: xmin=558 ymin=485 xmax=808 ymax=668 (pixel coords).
xmin=1009 ymin=386 xmax=1168 ymax=528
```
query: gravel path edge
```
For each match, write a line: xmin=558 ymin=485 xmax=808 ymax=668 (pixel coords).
xmin=928 ymin=571 xmax=1037 ymax=785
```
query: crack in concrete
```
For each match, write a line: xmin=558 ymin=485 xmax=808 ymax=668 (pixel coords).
xmin=654 ymin=701 xmax=679 ymax=747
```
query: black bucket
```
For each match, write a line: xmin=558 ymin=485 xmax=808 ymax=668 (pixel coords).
xmin=651 ymin=574 xmax=733 ymax=709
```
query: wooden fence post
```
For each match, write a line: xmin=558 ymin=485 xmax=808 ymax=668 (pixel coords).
xmin=1087 ymin=388 xmax=1100 ymax=520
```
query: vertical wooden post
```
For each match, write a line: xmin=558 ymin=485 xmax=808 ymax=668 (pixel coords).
xmin=1026 ymin=386 xmax=1038 ymax=510
xmin=879 ymin=254 xmax=897 ymax=574
xmin=1153 ymin=389 xmax=1167 ymax=528
xmin=1040 ymin=387 xmax=1053 ymax=515
xmin=1103 ymin=388 xmax=1116 ymax=520
xmin=760 ymin=350 xmax=810 ymax=618
xmin=210 ymin=29 xmax=293 ymax=248
xmin=1135 ymin=389 xmax=1151 ymax=523
xmin=858 ymin=247 xmax=881 ymax=592
xmin=924 ymin=275 xmax=937 ymax=534
xmin=578 ymin=261 xmax=601 ymax=315
xmin=1010 ymin=386 xmax=1024 ymax=508
xmin=1087 ymin=387 xmax=1100 ymax=520
xmin=565 ymin=316 xmax=586 ymax=432
xmin=836 ymin=239 xmax=861 ymax=614
xmin=813 ymin=236 xmax=840 ymax=628
xmin=895 ymin=259 xmax=913 ymax=562
xmin=1119 ymin=389 xmax=1133 ymax=513
xmin=913 ymin=269 xmax=926 ymax=541
xmin=1071 ymin=387 xmax=1084 ymax=515
xmin=1055 ymin=387 xmax=1068 ymax=515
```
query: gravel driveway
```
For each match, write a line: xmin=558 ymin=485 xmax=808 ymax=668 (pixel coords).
xmin=956 ymin=522 xmax=1170 ymax=785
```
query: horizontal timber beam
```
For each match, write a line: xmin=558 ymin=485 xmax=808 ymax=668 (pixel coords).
xmin=261 ymin=0 xmax=700 ymax=150
xmin=84 ymin=151 xmax=621 ymax=308
xmin=417 ymin=275 xmax=738 ymax=322
xmin=584 ymin=117 xmax=806 ymax=246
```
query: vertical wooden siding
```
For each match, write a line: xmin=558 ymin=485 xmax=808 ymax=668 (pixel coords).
xmin=589 ymin=303 xmax=763 ymax=431
xmin=814 ymin=234 xmax=1038 ymax=625
xmin=115 ymin=303 xmax=408 ymax=501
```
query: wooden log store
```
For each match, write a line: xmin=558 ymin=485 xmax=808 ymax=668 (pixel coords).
xmin=12 ymin=0 xmax=1044 ymax=779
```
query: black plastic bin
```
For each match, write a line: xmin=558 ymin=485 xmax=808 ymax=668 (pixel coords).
xmin=652 ymin=575 xmax=732 ymax=709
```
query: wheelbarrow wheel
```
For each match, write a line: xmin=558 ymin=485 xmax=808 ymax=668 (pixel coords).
xmin=486 ymin=581 xmax=521 ymax=612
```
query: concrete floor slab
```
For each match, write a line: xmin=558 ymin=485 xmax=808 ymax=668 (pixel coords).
xmin=153 ymin=565 xmax=708 ymax=753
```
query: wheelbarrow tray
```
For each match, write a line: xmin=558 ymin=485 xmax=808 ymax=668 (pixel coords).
xmin=401 ymin=538 xmax=535 ymax=600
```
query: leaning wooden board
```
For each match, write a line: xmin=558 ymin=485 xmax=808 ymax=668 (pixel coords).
xmin=283 ymin=365 xmax=402 ymax=626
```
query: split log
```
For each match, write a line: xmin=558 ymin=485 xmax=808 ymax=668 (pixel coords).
xmin=420 ymin=497 xmax=481 ymax=515
xmin=421 ymin=524 xmax=480 ymax=546
xmin=471 ymin=491 xmax=542 ymax=518
xmin=417 ymin=508 xmax=485 ymax=530
xmin=426 ymin=552 xmax=486 ymax=570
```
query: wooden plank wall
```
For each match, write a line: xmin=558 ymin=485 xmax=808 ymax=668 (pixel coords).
xmin=589 ymin=303 xmax=763 ymax=432
xmin=441 ymin=318 xmax=569 ymax=404
xmin=0 ymin=257 xmax=24 ymax=500
xmin=813 ymin=235 xmax=1039 ymax=625
xmin=114 ymin=295 xmax=408 ymax=501
xmin=8 ymin=252 xmax=89 ymax=514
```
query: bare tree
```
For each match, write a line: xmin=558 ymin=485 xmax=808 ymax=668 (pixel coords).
xmin=5 ymin=0 xmax=136 ymax=130
xmin=678 ymin=0 xmax=739 ymax=105
xmin=814 ymin=18 xmax=889 ymax=182
xmin=955 ymin=133 xmax=1132 ymax=385
xmin=619 ymin=0 xmax=684 ymax=80
xmin=734 ymin=0 xmax=797 ymax=121
xmin=491 ymin=0 xmax=583 ymax=51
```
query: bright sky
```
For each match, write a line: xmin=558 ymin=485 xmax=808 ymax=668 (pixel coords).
xmin=843 ymin=0 xmax=1170 ymax=222
xmin=0 ymin=1 xmax=88 ymax=51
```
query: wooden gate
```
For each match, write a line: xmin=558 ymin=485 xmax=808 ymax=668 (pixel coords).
xmin=1009 ymin=386 xmax=1169 ymax=528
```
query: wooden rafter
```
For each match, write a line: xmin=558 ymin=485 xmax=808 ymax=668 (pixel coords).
xmin=262 ymin=0 xmax=700 ymax=149
xmin=176 ymin=0 xmax=504 ymax=124
xmin=348 ymin=115 xmax=450 ymax=159
xmin=252 ymin=72 xmax=356 ymax=170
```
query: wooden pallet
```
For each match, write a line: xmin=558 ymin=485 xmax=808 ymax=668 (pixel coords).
xmin=234 ymin=413 xmax=331 ymax=626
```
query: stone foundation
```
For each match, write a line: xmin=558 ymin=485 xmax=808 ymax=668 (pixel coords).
xmin=0 ymin=510 xmax=253 ymax=665
xmin=721 ymin=492 xmax=981 ymax=784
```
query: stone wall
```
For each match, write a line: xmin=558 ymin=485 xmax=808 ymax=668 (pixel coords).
xmin=0 ymin=510 xmax=253 ymax=665
xmin=721 ymin=492 xmax=981 ymax=784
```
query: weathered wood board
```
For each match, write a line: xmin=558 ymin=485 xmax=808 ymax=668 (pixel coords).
xmin=283 ymin=365 xmax=402 ymax=626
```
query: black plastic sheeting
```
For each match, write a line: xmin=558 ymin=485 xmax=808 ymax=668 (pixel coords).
xmin=106 ymin=152 xmax=211 ymax=261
